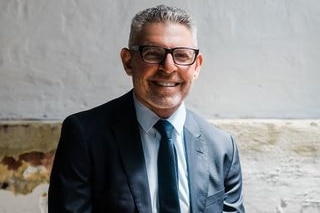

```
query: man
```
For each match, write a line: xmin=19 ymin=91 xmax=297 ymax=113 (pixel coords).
xmin=49 ymin=5 xmax=244 ymax=213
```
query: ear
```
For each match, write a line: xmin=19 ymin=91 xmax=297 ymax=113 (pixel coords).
xmin=193 ymin=52 xmax=203 ymax=79
xmin=120 ymin=48 xmax=133 ymax=76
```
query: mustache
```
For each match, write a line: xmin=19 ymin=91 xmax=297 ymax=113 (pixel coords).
xmin=152 ymin=72 xmax=182 ymax=82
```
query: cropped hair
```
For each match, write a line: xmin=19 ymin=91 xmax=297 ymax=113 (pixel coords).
xmin=128 ymin=5 xmax=198 ymax=47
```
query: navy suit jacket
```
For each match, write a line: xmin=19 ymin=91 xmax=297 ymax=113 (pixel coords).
xmin=48 ymin=91 xmax=244 ymax=213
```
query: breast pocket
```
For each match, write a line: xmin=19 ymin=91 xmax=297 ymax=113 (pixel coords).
xmin=204 ymin=189 xmax=224 ymax=213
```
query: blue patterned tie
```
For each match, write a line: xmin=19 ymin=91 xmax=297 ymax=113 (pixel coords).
xmin=154 ymin=120 xmax=180 ymax=213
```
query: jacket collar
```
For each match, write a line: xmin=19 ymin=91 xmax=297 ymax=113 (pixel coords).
xmin=112 ymin=91 xmax=153 ymax=213
xmin=184 ymin=111 xmax=208 ymax=213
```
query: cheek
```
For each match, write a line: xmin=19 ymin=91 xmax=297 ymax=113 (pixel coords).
xmin=131 ymin=69 xmax=149 ymax=87
xmin=132 ymin=65 xmax=156 ymax=80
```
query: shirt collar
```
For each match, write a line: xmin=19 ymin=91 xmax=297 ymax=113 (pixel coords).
xmin=133 ymin=93 xmax=186 ymax=135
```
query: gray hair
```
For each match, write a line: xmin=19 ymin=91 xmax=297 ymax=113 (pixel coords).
xmin=128 ymin=5 xmax=198 ymax=47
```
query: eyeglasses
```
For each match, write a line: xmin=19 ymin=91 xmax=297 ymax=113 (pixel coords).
xmin=130 ymin=45 xmax=199 ymax=66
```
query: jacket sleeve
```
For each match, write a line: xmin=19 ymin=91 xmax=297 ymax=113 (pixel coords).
xmin=223 ymin=135 xmax=245 ymax=213
xmin=48 ymin=115 xmax=92 ymax=213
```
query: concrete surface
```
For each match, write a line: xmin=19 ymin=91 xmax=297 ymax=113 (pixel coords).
xmin=1 ymin=0 xmax=320 ymax=119
xmin=0 ymin=184 xmax=48 ymax=213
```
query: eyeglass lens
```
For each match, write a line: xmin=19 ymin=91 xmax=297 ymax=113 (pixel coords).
xmin=141 ymin=46 xmax=197 ymax=65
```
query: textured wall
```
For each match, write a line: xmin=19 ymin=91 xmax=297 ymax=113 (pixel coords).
xmin=214 ymin=120 xmax=320 ymax=212
xmin=1 ymin=0 xmax=320 ymax=212
xmin=0 ymin=120 xmax=319 ymax=212
xmin=0 ymin=0 xmax=320 ymax=119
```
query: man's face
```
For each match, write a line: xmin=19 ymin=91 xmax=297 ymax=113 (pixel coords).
xmin=121 ymin=22 xmax=203 ymax=118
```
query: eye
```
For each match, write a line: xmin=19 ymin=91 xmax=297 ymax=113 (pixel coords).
xmin=173 ymin=49 xmax=193 ymax=62
xmin=142 ymin=47 xmax=165 ymax=60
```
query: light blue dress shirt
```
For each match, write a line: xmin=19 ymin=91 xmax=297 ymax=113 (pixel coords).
xmin=133 ymin=95 xmax=190 ymax=213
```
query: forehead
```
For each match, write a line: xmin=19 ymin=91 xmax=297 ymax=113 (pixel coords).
xmin=135 ymin=22 xmax=195 ymax=47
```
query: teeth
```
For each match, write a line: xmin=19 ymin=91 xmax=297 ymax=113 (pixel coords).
xmin=156 ymin=82 xmax=176 ymax=87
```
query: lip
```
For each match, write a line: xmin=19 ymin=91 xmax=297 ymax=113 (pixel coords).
xmin=151 ymin=80 xmax=180 ymax=87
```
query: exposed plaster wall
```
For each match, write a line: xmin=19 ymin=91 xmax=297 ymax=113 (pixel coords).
xmin=0 ymin=120 xmax=319 ymax=213
xmin=212 ymin=120 xmax=320 ymax=212
xmin=0 ymin=121 xmax=59 ymax=194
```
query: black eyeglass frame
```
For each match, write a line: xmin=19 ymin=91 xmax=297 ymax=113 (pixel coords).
xmin=130 ymin=45 xmax=200 ymax=66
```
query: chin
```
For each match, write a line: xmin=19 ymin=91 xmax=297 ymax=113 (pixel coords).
xmin=148 ymin=95 xmax=182 ymax=110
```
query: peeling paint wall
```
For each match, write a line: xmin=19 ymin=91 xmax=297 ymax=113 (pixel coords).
xmin=0 ymin=122 xmax=59 ymax=195
xmin=0 ymin=120 xmax=320 ymax=213
xmin=211 ymin=120 xmax=320 ymax=212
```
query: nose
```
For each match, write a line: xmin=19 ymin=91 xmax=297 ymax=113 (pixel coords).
xmin=159 ymin=53 xmax=177 ymax=73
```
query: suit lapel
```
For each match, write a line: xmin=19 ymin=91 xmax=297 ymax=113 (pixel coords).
xmin=112 ymin=92 xmax=152 ymax=213
xmin=184 ymin=112 xmax=208 ymax=213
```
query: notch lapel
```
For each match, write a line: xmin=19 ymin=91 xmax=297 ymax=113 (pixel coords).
xmin=112 ymin=92 xmax=152 ymax=213
xmin=184 ymin=112 xmax=209 ymax=213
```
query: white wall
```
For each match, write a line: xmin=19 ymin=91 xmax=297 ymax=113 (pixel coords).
xmin=1 ymin=0 xmax=320 ymax=119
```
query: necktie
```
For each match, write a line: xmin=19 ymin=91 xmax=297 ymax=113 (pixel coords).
xmin=154 ymin=120 xmax=180 ymax=213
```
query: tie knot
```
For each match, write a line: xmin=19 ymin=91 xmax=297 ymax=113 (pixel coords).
xmin=154 ymin=120 xmax=174 ymax=140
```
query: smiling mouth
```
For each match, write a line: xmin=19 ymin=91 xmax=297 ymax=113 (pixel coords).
xmin=153 ymin=81 xmax=179 ymax=87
